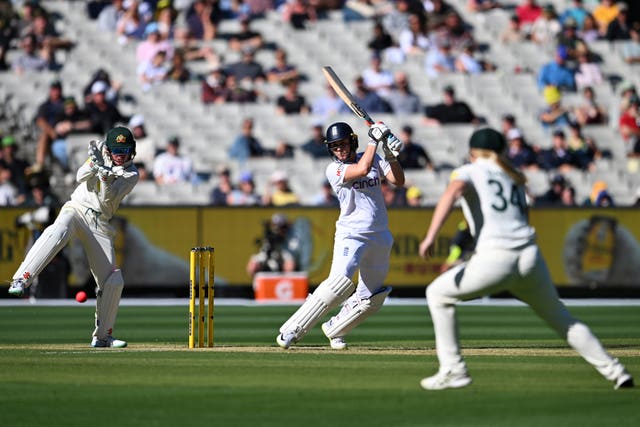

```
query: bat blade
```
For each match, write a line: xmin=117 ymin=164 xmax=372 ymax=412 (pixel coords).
xmin=322 ymin=66 xmax=374 ymax=126
xmin=322 ymin=66 xmax=399 ymax=156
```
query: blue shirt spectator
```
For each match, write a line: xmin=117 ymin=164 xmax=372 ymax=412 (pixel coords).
xmin=537 ymin=46 xmax=576 ymax=91
xmin=339 ymin=77 xmax=392 ymax=114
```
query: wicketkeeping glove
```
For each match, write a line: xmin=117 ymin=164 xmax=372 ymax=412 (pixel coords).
xmin=368 ymin=122 xmax=390 ymax=145
xmin=88 ymin=140 xmax=105 ymax=165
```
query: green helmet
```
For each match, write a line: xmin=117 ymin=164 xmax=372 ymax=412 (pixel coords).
xmin=105 ymin=126 xmax=136 ymax=156
xmin=469 ymin=127 xmax=505 ymax=153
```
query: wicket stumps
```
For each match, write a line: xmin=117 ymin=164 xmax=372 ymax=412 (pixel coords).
xmin=189 ymin=246 xmax=215 ymax=348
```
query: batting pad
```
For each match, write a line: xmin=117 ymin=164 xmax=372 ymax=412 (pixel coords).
xmin=322 ymin=286 xmax=392 ymax=339
xmin=279 ymin=275 xmax=355 ymax=340
xmin=93 ymin=269 xmax=124 ymax=339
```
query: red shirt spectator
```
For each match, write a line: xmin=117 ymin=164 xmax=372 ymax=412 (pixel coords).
xmin=516 ymin=0 xmax=542 ymax=29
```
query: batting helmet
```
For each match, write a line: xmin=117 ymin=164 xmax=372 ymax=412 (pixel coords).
xmin=325 ymin=122 xmax=358 ymax=160
xmin=105 ymin=126 xmax=136 ymax=157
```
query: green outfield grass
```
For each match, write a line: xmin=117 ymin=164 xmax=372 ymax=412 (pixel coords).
xmin=0 ymin=304 xmax=638 ymax=427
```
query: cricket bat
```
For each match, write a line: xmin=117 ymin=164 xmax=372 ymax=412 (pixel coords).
xmin=321 ymin=66 xmax=399 ymax=156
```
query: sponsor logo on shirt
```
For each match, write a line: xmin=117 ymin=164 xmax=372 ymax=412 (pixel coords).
xmin=353 ymin=176 xmax=380 ymax=189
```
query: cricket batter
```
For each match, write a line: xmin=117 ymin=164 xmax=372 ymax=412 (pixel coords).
xmin=8 ymin=126 xmax=139 ymax=348
xmin=418 ymin=127 xmax=634 ymax=390
xmin=276 ymin=122 xmax=404 ymax=349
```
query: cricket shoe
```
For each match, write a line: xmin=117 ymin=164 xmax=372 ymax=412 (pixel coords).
xmin=276 ymin=331 xmax=297 ymax=349
xmin=614 ymin=372 xmax=634 ymax=390
xmin=91 ymin=336 xmax=127 ymax=348
xmin=321 ymin=322 xmax=348 ymax=350
xmin=420 ymin=367 xmax=472 ymax=390
xmin=8 ymin=278 xmax=27 ymax=297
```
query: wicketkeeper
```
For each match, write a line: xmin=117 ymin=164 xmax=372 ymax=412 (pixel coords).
xmin=8 ymin=126 xmax=139 ymax=348
xmin=276 ymin=121 xmax=404 ymax=350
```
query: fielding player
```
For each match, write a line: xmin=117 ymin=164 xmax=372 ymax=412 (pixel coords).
xmin=8 ymin=126 xmax=139 ymax=348
xmin=276 ymin=121 xmax=405 ymax=350
xmin=418 ymin=127 xmax=634 ymax=390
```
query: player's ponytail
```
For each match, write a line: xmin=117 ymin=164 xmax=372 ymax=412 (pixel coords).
xmin=470 ymin=148 xmax=527 ymax=186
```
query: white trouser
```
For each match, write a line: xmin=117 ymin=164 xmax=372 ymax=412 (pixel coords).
xmin=329 ymin=230 xmax=393 ymax=299
xmin=13 ymin=201 xmax=122 ymax=338
xmin=426 ymin=244 xmax=623 ymax=379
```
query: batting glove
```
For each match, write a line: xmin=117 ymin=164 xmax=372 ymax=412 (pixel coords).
xmin=368 ymin=122 xmax=390 ymax=145
xmin=385 ymin=133 xmax=403 ymax=155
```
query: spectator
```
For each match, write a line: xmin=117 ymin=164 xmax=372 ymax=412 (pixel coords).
xmin=26 ymin=8 xmax=74 ymax=54
xmin=381 ymin=178 xmax=407 ymax=207
xmin=396 ymin=125 xmax=434 ymax=170
xmin=537 ymin=46 xmax=576 ymax=92
xmin=423 ymin=85 xmax=479 ymax=126
xmin=426 ymin=0 xmax=456 ymax=32
xmin=621 ymin=22 xmax=640 ymax=64
xmin=276 ymin=79 xmax=309 ymax=115
xmin=156 ymin=0 xmax=178 ymax=40
xmin=342 ymin=0 xmax=376 ymax=23
xmin=246 ymin=213 xmax=299 ymax=276
xmin=454 ymin=41 xmax=483 ymax=74
xmin=560 ymin=0 xmax=590 ymax=30
xmin=310 ymin=84 xmax=343 ymax=119
xmin=561 ymin=185 xmax=578 ymax=206
xmin=367 ymin=20 xmax=394 ymax=56
xmin=361 ymin=53 xmax=394 ymax=98
xmin=592 ymin=0 xmax=620 ymax=37
xmin=339 ymin=76 xmax=392 ymax=114
xmin=98 ymin=0 xmax=126 ymax=32
xmin=501 ymin=113 xmax=518 ymax=136
xmin=224 ymin=73 xmax=259 ymax=103
xmin=281 ymin=0 xmax=317 ymax=30
xmin=574 ymin=49 xmax=604 ymax=90
xmin=115 ymin=0 xmax=146 ymax=44
xmin=515 ymin=0 xmax=542 ymax=34
xmin=229 ymin=15 xmax=263 ymax=53
xmin=573 ymin=86 xmax=607 ymax=125
xmin=224 ymin=47 xmax=265 ymax=84
xmin=135 ymin=21 xmax=173 ymax=65
xmin=397 ymin=12 xmax=431 ymax=60
xmin=382 ymin=0 xmax=412 ymax=40
xmin=583 ymin=180 xmax=614 ymax=207
xmin=184 ymin=0 xmax=219 ymax=40
xmin=128 ymin=114 xmax=155 ymax=172
xmin=228 ymin=118 xmax=266 ymax=165
xmin=619 ymin=95 xmax=640 ymax=154
xmin=535 ymin=174 xmax=567 ymax=206
xmin=530 ymin=4 xmax=561 ymax=45
xmin=556 ymin=17 xmax=585 ymax=62
xmin=424 ymin=38 xmax=456 ymax=79
xmin=266 ymin=48 xmax=300 ymax=85
xmin=567 ymin=121 xmax=600 ymax=171
xmin=153 ymin=136 xmax=194 ymax=185
xmin=604 ymin=3 xmax=631 ymax=41
xmin=85 ymin=81 xmax=129 ymax=135
xmin=499 ymin=14 xmax=526 ymax=44
xmin=82 ymin=68 xmax=122 ymax=106
xmin=432 ymin=11 xmax=474 ymax=53
xmin=33 ymin=80 xmax=65 ymax=171
xmin=0 ymin=136 xmax=30 ymax=204
xmin=538 ymin=129 xmax=576 ymax=172
xmin=11 ymin=33 xmax=55 ymax=74
xmin=505 ymin=128 xmax=539 ymax=170
xmin=538 ymin=86 xmax=572 ymax=130
xmin=300 ymin=123 xmax=331 ymax=159
xmin=50 ymin=96 xmax=93 ymax=171
xmin=201 ymin=66 xmax=230 ymax=104
xmin=405 ymin=185 xmax=423 ymax=207
xmin=210 ymin=165 xmax=234 ymax=206
xmin=263 ymin=170 xmax=300 ymax=206
xmin=387 ymin=71 xmax=421 ymax=114
xmin=0 ymin=160 xmax=17 ymax=206
xmin=165 ymin=48 xmax=192 ymax=83
xmin=227 ymin=171 xmax=261 ymax=206
xmin=578 ymin=14 xmax=600 ymax=42
xmin=312 ymin=180 xmax=339 ymax=207
xmin=137 ymin=49 xmax=168 ymax=92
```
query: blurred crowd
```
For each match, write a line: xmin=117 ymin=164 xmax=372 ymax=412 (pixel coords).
xmin=1 ymin=0 xmax=640 ymax=209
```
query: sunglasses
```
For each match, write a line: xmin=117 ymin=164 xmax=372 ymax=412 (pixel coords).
xmin=110 ymin=147 xmax=132 ymax=155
